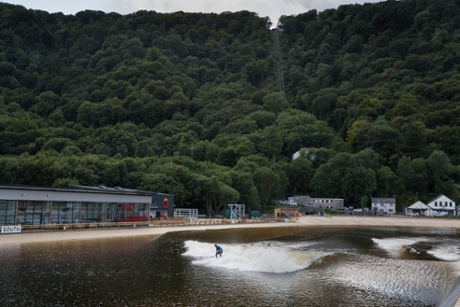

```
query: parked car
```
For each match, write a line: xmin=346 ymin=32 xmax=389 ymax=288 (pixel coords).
xmin=432 ymin=211 xmax=448 ymax=217
xmin=353 ymin=208 xmax=363 ymax=212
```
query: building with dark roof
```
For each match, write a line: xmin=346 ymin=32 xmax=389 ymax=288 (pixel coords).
xmin=0 ymin=185 xmax=174 ymax=227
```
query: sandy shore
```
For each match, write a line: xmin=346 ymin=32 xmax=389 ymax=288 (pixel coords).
xmin=2 ymin=215 xmax=460 ymax=245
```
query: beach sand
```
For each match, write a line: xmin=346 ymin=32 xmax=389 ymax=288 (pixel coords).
xmin=2 ymin=215 xmax=460 ymax=245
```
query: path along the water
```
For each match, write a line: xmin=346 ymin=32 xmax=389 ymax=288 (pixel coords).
xmin=2 ymin=215 xmax=460 ymax=245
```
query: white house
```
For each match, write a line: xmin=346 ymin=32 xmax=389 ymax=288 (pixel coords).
xmin=292 ymin=147 xmax=316 ymax=161
xmin=426 ymin=194 xmax=456 ymax=216
xmin=405 ymin=201 xmax=432 ymax=216
xmin=371 ymin=197 xmax=396 ymax=214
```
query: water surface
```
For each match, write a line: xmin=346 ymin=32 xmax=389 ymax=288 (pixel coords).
xmin=1 ymin=226 xmax=459 ymax=306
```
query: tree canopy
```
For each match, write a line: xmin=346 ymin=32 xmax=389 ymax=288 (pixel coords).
xmin=0 ymin=0 xmax=459 ymax=215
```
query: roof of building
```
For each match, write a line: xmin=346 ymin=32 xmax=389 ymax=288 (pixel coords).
xmin=0 ymin=184 xmax=172 ymax=197
xmin=407 ymin=201 xmax=431 ymax=210
xmin=371 ymin=197 xmax=395 ymax=202
xmin=427 ymin=194 xmax=452 ymax=204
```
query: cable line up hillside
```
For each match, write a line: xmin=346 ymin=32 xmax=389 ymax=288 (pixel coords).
xmin=272 ymin=28 xmax=286 ymax=101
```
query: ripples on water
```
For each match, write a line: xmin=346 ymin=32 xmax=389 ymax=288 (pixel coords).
xmin=1 ymin=226 xmax=460 ymax=306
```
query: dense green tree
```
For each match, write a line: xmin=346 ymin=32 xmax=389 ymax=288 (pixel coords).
xmin=196 ymin=175 xmax=239 ymax=217
xmin=397 ymin=157 xmax=429 ymax=195
xmin=0 ymin=0 xmax=460 ymax=214
xmin=42 ymin=137 xmax=73 ymax=152
xmin=365 ymin=117 xmax=402 ymax=160
xmin=141 ymin=163 xmax=194 ymax=207
xmin=375 ymin=166 xmax=399 ymax=197
xmin=311 ymin=163 xmax=337 ymax=199
xmin=254 ymin=166 xmax=280 ymax=212
xmin=354 ymin=148 xmax=382 ymax=171
xmin=342 ymin=166 xmax=377 ymax=206
xmin=285 ymin=156 xmax=314 ymax=195
xmin=31 ymin=91 xmax=59 ymax=117
xmin=400 ymin=121 xmax=427 ymax=158
xmin=258 ymin=125 xmax=283 ymax=162
xmin=134 ymin=140 xmax=155 ymax=158
xmin=262 ymin=92 xmax=286 ymax=113
xmin=229 ymin=170 xmax=259 ymax=211
xmin=426 ymin=150 xmax=455 ymax=195
xmin=248 ymin=110 xmax=276 ymax=129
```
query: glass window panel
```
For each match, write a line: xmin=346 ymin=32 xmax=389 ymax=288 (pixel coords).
xmin=52 ymin=201 xmax=79 ymax=223
xmin=106 ymin=203 xmax=119 ymax=222
xmin=81 ymin=202 xmax=103 ymax=222
xmin=17 ymin=201 xmax=50 ymax=225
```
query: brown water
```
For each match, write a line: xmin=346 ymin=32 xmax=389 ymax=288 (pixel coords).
xmin=1 ymin=226 xmax=460 ymax=306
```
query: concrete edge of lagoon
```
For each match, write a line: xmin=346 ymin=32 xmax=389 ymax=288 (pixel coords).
xmin=4 ymin=215 xmax=460 ymax=245
xmin=2 ymin=215 xmax=460 ymax=307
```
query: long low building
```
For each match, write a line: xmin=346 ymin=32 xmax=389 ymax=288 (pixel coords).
xmin=0 ymin=185 xmax=174 ymax=227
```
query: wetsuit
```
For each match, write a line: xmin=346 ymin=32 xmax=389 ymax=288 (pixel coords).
xmin=215 ymin=245 xmax=223 ymax=258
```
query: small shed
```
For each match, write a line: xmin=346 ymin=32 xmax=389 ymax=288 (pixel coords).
xmin=274 ymin=208 xmax=299 ymax=219
xmin=406 ymin=201 xmax=432 ymax=216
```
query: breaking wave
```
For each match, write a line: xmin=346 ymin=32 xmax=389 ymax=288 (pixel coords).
xmin=182 ymin=240 xmax=326 ymax=273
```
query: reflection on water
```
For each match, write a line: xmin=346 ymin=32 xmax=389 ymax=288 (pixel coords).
xmin=1 ymin=226 xmax=460 ymax=306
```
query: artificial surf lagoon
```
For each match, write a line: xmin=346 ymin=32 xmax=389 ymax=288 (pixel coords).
xmin=1 ymin=225 xmax=460 ymax=306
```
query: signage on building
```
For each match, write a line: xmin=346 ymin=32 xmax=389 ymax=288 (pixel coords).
xmin=1 ymin=225 xmax=22 ymax=234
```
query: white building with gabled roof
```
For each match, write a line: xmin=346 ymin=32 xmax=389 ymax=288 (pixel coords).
xmin=426 ymin=194 xmax=456 ymax=216
xmin=405 ymin=201 xmax=432 ymax=216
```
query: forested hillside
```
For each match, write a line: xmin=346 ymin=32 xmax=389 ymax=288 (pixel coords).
xmin=0 ymin=0 xmax=459 ymax=215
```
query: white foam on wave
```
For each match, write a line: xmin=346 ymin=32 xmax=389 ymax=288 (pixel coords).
xmin=427 ymin=245 xmax=460 ymax=261
xmin=372 ymin=238 xmax=419 ymax=251
xmin=373 ymin=237 xmax=460 ymax=261
xmin=182 ymin=240 xmax=324 ymax=273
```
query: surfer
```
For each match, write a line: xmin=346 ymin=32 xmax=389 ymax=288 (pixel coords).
xmin=214 ymin=244 xmax=223 ymax=258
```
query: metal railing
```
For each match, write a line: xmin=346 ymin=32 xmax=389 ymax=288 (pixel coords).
xmin=20 ymin=221 xmax=149 ymax=232
xmin=15 ymin=218 xmax=289 ymax=232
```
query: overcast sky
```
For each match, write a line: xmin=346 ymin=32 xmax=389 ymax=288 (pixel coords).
xmin=3 ymin=0 xmax=384 ymax=26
